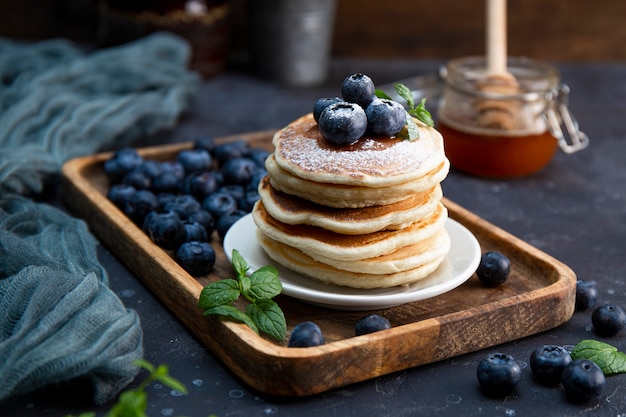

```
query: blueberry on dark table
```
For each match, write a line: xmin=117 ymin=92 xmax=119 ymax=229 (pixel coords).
xmin=591 ymin=304 xmax=626 ymax=337
xmin=216 ymin=210 xmax=247 ymax=241
xmin=529 ymin=345 xmax=572 ymax=385
xmin=318 ymin=102 xmax=368 ymax=146
xmin=365 ymin=98 xmax=406 ymax=136
xmin=143 ymin=210 xmax=186 ymax=250
xmin=177 ymin=148 xmax=212 ymax=173
xmin=202 ymin=191 xmax=237 ymax=219
xmin=135 ymin=160 xmax=163 ymax=180
xmin=476 ymin=353 xmax=521 ymax=397
xmin=176 ymin=241 xmax=216 ymax=276
xmin=341 ymin=73 xmax=375 ymax=108
xmin=575 ymin=280 xmax=598 ymax=311
xmin=313 ymin=97 xmax=344 ymax=122
xmin=355 ymin=314 xmax=392 ymax=336
xmin=561 ymin=359 xmax=605 ymax=403
xmin=247 ymin=169 xmax=267 ymax=192
xmin=219 ymin=184 xmax=246 ymax=201
xmin=476 ymin=251 xmax=511 ymax=287
xmin=288 ymin=321 xmax=325 ymax=347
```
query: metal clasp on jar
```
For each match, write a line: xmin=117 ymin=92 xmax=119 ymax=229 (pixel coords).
xmin=545 ymin=84 xmax=589 ymax=153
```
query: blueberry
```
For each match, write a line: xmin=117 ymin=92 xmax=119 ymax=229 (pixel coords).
xmin=341 ymin=73 xmax=375 ymax=108
xmin=575 ymin=280 xmax=598 ymax=311
xmin=183 ymin=220 xmax=209 ymax=242
xmin=216 ymin=210 xmax=246 ymax=241
xmin=313 ymin=97 xmax=344 ymax=122
xmin=592 ymin=304 xmax=626 ymax=337
xmin=202 ymin=191 xmax=237 ymax=219
xmin=318 ymin=102 xmax=368 ymax=146
xmin=163 ymin=194 xmax=201 ymax=218
xmin=177 ymin=149 xmax=212 ymax=173
xmin=103 ymin=147 xmax=143 ymax=181
xmin=176 ymin=241 xmax=216 ymax=276
xmin=238 ymin=190 xmax=260 ymax=212
xmin=529 ymin=345 xmax=572 ymax=385
xmin=135 ymin=160 xmax=163 ymax=180
xmin=193 ymin=136 xmax=216 ymax=154
xmin=561 ymin=359 xmax=605 ymax=403
xmin=143 ymin=210 xmax=186 ymax=250
xmin=249 ymin=148 xmax=271 ymax=168
xmin=219 ymin=184 xmax=246 ymax=201
xmin=181 ymin=171 xmax=219 ymax=199
xmin=160 ymin=161 xmax=186 ymax=179
xmin=151 ymin=170 xmax=182 ymax=194
xmin=221 ymin=157 xmax=258 ymax=185
xmin=476 ymin=251 xmax=511 ymax=287
xmin=121 ymin=169 xmax=152 ymax=190
xmin=365 ymin=98 xmax=407 ymax=136
xmin=107 ymin=183 xmax=136 ymax=209
xmin=214 ymin=140 xmax=250 ymax=166
xmin=355 ymin=314 xmax=391 ymax=336
xmin=476 ymin=353 xmax=521 ymax=397
xmin=187 ymin=209 xmax=215 ymax=236
xmin=156 ymin=192 xmax=177 ymax=208
xmin=124 ymin=189 xmax=159 ymax=225
xmin=247 ymin=170 xmax=267 ymax=192
xmin=288 ymin=321 xmax=325 ymax=347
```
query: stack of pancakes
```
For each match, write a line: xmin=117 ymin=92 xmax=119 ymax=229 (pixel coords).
xmin=252 ymin=113 xmax=451 ymax=289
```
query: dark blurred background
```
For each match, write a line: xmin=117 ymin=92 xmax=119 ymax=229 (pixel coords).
xmin=0 ymin=0 xmax=623 ymax=73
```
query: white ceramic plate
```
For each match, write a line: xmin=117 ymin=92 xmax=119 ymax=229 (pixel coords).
xmin=223 ymin=214 xmax=481 ymax=311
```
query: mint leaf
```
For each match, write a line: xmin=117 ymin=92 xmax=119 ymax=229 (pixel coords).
xmin=393 ymin=82 xmax=415 ymax=109
xmin=405 ymin=115 xmax=420 ymax=140
xmin=571 ymin=339 xmax=626 ymax=375
xmin=204 ymin=304 xmax=259 ymax=334
xmin=107 ymin=390 xmax=147 ymax=417
xmin=231 ymin=249 xmax=248 ymax=278
xmin=246 ymin=299 xmax=287 ymax=341
xmin=374 ymin=89 xmax=393 ymax=100
xmin=246 ymin=265 xmax=282 ymax=300
xmin=198 ymin=279 xmax=240 ymax=309
xmin=409 ymin=98 xmax=435 ymax=127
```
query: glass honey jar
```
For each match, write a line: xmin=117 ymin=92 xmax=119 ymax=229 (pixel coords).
xmin=437 ymin=56 xmax=588 ymax=178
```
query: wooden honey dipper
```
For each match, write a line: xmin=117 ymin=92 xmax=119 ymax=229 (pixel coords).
xmin=475 ymin=0 xmax=521 ymax=130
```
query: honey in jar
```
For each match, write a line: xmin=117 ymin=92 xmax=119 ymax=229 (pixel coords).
xmin=437 ymin=56 xmax=588 ymax=178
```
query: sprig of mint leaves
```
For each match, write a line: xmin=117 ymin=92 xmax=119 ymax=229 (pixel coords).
xmin=198 ymin=249 xmax=286 ymax=341
xmin=571 ymin=339 xmax=626 ymax=375
xmin=66 ymin=359 xmax=189 ymax=417
xmin=375 ymin=82 xmax=434 ymax=141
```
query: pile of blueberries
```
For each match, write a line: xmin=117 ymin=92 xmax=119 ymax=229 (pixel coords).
xmin=104 ymin=137 xmax=269 ymax=276
xmin=314 ymin=73 xmax=407 ymax=146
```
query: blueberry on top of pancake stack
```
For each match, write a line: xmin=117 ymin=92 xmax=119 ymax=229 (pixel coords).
xmin=253 ymin=73 xmax=451 ymax=289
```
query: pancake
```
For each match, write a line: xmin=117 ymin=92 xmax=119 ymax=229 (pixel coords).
xmin=252 ymin=200 xmax=448 ymax=261
xmin=258 ymin=175 xmax=443 ymax=234
xmin=257 ymin=231 xmax=446 ymax=289
xmin=272 ymin=113 xmax=446 ymax=187
xmin=266 ymin=154 xmax=450 ymax=208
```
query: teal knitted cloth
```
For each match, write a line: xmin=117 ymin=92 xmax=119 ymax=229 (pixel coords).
xmin=0 ymin=33 xmax=200 ymax=404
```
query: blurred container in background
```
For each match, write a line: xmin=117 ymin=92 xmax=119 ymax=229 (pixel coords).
xmin=97 ymin=0 xmax=232 ymax=78
xmin=248 ymin=0 xmax=336 ymax=88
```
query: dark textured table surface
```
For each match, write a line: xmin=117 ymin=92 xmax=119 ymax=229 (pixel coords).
xmin=3 ymin=58 xmax=626 ymax=416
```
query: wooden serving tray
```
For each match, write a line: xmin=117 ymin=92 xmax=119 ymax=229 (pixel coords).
xmin=61 ymin=131 xmax=576 ymax=397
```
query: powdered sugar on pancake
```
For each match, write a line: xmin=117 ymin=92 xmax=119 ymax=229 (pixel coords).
xmin=273 ymin=113 xmax=447 ymax=187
